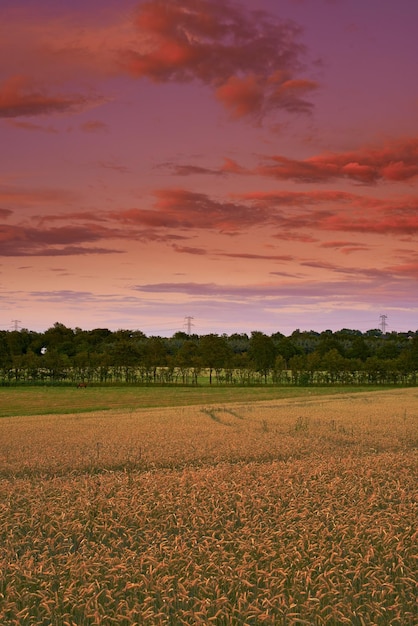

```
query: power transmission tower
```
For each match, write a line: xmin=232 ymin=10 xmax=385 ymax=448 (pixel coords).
xmin=11 ymin=319 xmax=21 ymax=331
xmin=379 ymin=314 xmax=388 ymax=334
xmin=184 ymin=316 xmax=194 ymax=335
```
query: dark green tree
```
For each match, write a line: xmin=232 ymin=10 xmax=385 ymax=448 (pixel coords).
xmin=199 ymin=334 xmax=232 ymax=384
xmin=248 ymin=332 xmax=276 ymax=383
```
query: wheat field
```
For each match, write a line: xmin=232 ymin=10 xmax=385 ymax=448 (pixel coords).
xmin=1 ymin=388 xmax=417 ymax=624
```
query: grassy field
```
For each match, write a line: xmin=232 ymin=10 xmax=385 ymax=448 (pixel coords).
xmin=0 ymin=383 xmax=401 ymax=418
xmin=0 ymin=387 xmax=417 ymax=624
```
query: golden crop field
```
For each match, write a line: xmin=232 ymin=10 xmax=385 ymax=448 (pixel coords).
xmin=1 ymin=388 xmax=417 ymax=625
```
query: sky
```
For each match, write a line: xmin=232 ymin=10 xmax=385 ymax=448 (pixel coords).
xmin=1 ymin=0 xmax=418 ymax=337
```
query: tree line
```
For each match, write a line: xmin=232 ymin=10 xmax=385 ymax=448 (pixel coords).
xmin=1 ymin=323 xmax=417 ymax=386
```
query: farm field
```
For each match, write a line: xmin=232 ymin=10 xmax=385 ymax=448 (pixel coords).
xmin=0 ymin=383 xmax=399 ymax=419
xmin=0 ymin=388 xmax=417 ymax=624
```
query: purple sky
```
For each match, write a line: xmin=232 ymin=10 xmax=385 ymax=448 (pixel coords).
xmin=1 ymin=0 xmax=417 ymax=335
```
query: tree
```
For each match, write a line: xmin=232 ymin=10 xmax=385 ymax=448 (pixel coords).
xmin=274 ymin=335 xmax=301 ymax=368
xmin=199 ymin=334 xmax=232 ymax=384
xmin=174 ymin=340 xmax=201 ymax=384
xmin=248 ymin=332 xmax=276 ymax=383
xmin=321 ymin=349 xmax=347 ymax=383
xmin=142 ymin=337 xmax=167 ymax=382
xmin=0 ymin=332 xmax=12 ymax=381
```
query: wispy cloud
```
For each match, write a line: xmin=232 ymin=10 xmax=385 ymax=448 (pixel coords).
xmin=159 ymin=163 xmax=225 ymax=177
xmin=172 ymin=243 xmax=294 ymax=262
xmin=108 ymin=188 xmax=263 ymax=233
xmin=162 ymin=136 xmax=418 ymax=184
xmin=3 ymin=183 xmax=416 ymax=261
xmin=319 ymin=240 xmax=371 ymax=254
xmin=159 ymin=157 xmax=249 ymax=177
xmin=256 ymin=137 xmax=418 ymax=183
xmin=132 ymin=273 xmax=418 ymax=305
xmin=80 ymin=120 xmax=108 ymax=133
xmin=5 ymin=119 xmax=58 ymax=133
xmin=238 ymin=189 xmax=418 ymax=235
xmin=0 ymin=75 xmax=105 ymax=119
xmin=0 ymin=223 xmax=123 ymax=256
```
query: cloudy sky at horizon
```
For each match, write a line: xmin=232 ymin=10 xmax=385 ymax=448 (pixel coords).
xmin=1 ymin=0 xmax=417 ymax=336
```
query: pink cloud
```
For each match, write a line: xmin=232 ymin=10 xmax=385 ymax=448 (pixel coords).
xmin=163 ymin=163 xmax=225 ymax=177
xmin=109 ymin=188 xmax=266 ymax=232
xmin=218 ymin=251 xmax=293 ymax=262
xmin=320 ymin=240 xmax=371 ymax=250
xmin=267 ymin=77 xmax=319 ymax=113
xmin=236 ymin=189 xmax=365 ymax=206
xmin=3 ymin=184 xmax=416 ymax=260
xmin=132 ymin=277 xmax=408 ymax=301
xmin=322 ymin=213 xmax=418 ymax=235
xmin=256 ymin=137 xmax=418 ymax=183
xmin=5 ymin=119 xmax=58 ymax=133
xmin=119 ymin=0 xmax=318 ymax=119
xmin=215 ymin=75 xmax=264 ymax=119
xmin=171 ymin=244 xmax=294 ymax=262
xmin=0 ymin=75 xmax=104 ymax=119
xmin=221 ymin=158 xmax=249 ymax=175
xmin=0 ymin=223 xmax=123 ymax=256
xmin=80 ymin=120 xmax=108 ymax=133
xmin=92 ymin=187 xmax=418 ymax=238
xmin=160 ymin=156 xmax=249 ymax=177
xmin=172 ymin=244 xmax=207 ymax=255
xmin=238 ymin=189 xmax=418 ymax=235
xmin=386 ymin=262 xmax=418 ymax=279
xmin=1 ymin=2 xmax=317 ymax=122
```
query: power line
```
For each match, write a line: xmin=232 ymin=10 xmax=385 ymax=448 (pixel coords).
xmin=379 ymin=314 xmax=388 ymax=334
xmin=184 ymin=316 xmax=194 ymax=335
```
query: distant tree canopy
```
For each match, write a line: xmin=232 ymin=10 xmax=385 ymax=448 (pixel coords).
xmin=0 ymin=322 xmax=417 ymax=385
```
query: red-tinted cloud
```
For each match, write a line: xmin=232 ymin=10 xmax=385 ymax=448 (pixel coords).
xmin=1 ymin=2 xmax=317 ymax=121
xmin=322 ymin=212 xmax=418 ymax=235
xmin=160 ymin=156 xmax=249 ymax=177
xmin=221 ymin=158 xmax=248 ymax=175
xmin=172 ymin=244 xmax=294 ymax=262
xmin=239 ymin=189 xmax=418 ymax=235
xmin=320 ymin=240 xmax=371 ymax=251
xmin=80 ymin=120 xmax=108 ymax=133
xmin=105 ymin=187 xmax=418 ymax=237
xmin=215 ymin=74 xmax=264 ymax=119
xmin=256 ymin=137 xmax=418 ymax=183
xmin=5 ymin=119 xmax=58 ymax=133
xmin=172 ymin=244 xmax=207 ymax=255
xmin=110 ymin=188 xmax=265 ymax=233
xmin=0 ymin=75 xmax=104 ymax=118
xmin=319 ymin=240 xmax=371 ymax=254
xmin=386 ymin=261 xmax=418 ymax=279
xmin=218 ymin=251 xmax=293 ymax=262
xmin=162 ymin=164 xmax=225 ymax=177
xmin=0 ymin=223 xmax=123 ymax=256
xmin=119 ymin=0 xmax=318 ymax=119
xmin=236 ymin=189 xmax=366 ymax=206
xmin=3 ymin=184 xmax=417 ymax=259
